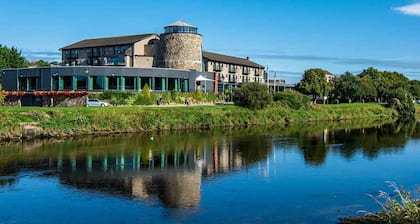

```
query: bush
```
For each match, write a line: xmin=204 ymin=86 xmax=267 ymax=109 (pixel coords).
xmin=273 ymin=90 xmax=311 ymax=109
xmin=234 ymin=82 xmax=272 ymax=110
xmin=194 ymin=89 xmax=203 ymax=102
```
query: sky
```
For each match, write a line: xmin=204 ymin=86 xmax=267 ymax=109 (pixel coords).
xmin=1 ymin=0 xmax=420 ymax=83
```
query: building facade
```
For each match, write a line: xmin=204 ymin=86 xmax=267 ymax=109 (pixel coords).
xmin=2 ymin=21 xmax=265 ymax=99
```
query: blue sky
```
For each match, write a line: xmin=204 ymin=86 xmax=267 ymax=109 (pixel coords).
xmin=1 ymin=0 xmax=420 ymax=83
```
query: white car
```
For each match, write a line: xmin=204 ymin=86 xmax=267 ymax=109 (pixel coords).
xmin=86 ymin=99 xmax=109 ymax=107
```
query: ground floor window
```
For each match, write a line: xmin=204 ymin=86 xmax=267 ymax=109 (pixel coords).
xmin=124 ymin=77 xmax=135 ymax=90
xmin=140 ymin=77 xmax=151 ymax=89
xmin=76 ymin=76 xmax=87 ymax=90
xmin=155 ymin=77 xmax=163 ymax=90
xmin=168 ymin=78 xmax=178 ymax=91
xmin=93 ymin=76 xmax=104 ymax=90
xmin=62 ymin=76 xmax=72 ymax=90
xmin=108 ymin=76 xmax=118 ymax=90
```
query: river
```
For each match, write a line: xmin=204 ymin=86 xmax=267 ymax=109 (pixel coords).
xmin=1 ymin=120 xmax=420 ymax=223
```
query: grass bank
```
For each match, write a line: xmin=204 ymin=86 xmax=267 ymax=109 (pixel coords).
xmin=0 ymin=103 xmax=398 ymax=141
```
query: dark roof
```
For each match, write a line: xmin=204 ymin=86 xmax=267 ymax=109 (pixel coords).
xmin=202 ymin=51 xmax=264 ymax=68
xmin=61 ymin=33 xmax=157 ymax=50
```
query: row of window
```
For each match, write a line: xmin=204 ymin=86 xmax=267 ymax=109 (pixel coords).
xmin=217 ymin=74 xmax=262 ymax=83
xmin=164 ymin=26 xmax=198 ymax=34
xmin=211 ymin=62 xmax=261 ymax=75
xmin=64 ymin=45 xmax=130 ymax=59
xmin=19 ymin=76 xmax=190 ymax=92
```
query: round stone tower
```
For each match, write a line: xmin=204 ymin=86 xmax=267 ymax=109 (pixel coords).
xmin=158 ymin=21 xmax=202 ymax=71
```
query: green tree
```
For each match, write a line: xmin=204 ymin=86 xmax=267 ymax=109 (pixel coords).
xmin=297 ymin=68 xmax=332 ymax=104
xmin=409 ymin=80 xmax=420 ymax=100
xmin=360 ymin=75 xmax=377 ymax=101
xmin=358 ymin=68 xmax=409 ymax=102
xmin=334 ymin=72 xmax=362 ymax=103
xmin=30 ymin=60 xmax=50 ymax=67
xmin=388 ymin=88 xmax=415 ymax=117
xmin=234 ymin=82 xmax=272 ymax=110
xmin=0 ymin=45 xmax=28 ymax=70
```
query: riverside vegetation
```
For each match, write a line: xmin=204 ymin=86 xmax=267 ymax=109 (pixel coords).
xmin=0 ymin=99 xmax=398 ymax=141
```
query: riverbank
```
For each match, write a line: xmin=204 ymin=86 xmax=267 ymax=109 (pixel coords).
xmin=0 ymin=103 xmax=399 ymax=141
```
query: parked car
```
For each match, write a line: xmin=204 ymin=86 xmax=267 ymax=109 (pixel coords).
xmin=86 ymin=99 xmax=109 ymax=107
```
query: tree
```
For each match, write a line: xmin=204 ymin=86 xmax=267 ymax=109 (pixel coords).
xmin=409 ymin=80 xmax=420 ymax=100
xmin=360 ymin=75 xmax=377 ymax=101
xmin=29 ymin=60 xmax=50 ymax=67
xmin=388 ymin=88 xmax=415 ymax=117
xmin=358 ymin=68 xmax=409 ymax=102
xmin=0 ymin=45 xmax=28 ymax=70
xmin=334 ymin=72 xmax=361 ymax=103
xmin=234 ymin=82 xmax=272 ymax=110
xmin=297 ymin=68 xmax=332 ymax=104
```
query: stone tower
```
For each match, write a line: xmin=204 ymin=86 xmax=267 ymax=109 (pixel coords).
xmin=158 ymin=21 xmax=202 ymax=71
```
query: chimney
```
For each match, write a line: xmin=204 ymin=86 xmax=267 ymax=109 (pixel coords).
xmin=246 ymin=56 xmax=249 ymax=60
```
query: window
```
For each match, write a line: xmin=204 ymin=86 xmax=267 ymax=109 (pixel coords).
xmin=242 ymin=67 xmax=250 ymax=74
xmin=213 ymin=62 xmax=221 ymax=71
xmin=93 ymin=76 xmax=104 ymax=90
xmin=108 ymin=76 xmax=118 ymax=90
xmin=76 ymin=76 xmax=87 ymax=90
xmin=62 ymin=76 xmax=73 ymax=90
xmin=125 ymin=77 xmax=135 ymax=90
xmin=228 ymin=65 xmax=236 ymax=73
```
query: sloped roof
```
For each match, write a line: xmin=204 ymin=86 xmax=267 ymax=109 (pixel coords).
xmin=202 ymin=51 xmax=264 ymax=68
xmin=166 ymin=20 xmax=197 ymax=28
xmin=61 ymin=33 xmax=157 ymax=50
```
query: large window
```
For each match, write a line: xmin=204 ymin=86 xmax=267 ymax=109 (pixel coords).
xmin=61 ymin=76 xmax=73 ymax=90
xmin=108 ymin=76 xmax=118 ymax=90
xmin=140 ymin=77 xmax=151 ymax=89
xmin=124 ymin=77 xmax=135 ymax=90
xmin=155 ymin=77 xmax=163 ymax=91
xmin=93 ymin=76 xmax=104 ymax=90
xmin=168 ymin=78 xmax=177 ymax=91
xmin=76 ymin=76 xmax=87 ymax=90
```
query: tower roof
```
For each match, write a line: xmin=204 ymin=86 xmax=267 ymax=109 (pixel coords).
xmin=165 ymin=20 xmax=197 ymax=28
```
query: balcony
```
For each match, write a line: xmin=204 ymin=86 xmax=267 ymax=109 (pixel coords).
xmin=213 ymin=64 xmax=222 ymax=71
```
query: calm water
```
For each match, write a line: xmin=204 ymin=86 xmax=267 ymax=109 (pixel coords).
xmin=1 ymin=120 xmax=420 ymax=223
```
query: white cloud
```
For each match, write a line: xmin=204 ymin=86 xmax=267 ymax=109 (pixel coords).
xmin=394 ymin=3 xmax=420 ymax=16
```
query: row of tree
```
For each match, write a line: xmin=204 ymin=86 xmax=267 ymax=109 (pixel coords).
xmin=297 ymin=67 xmax=420 ymax=103
xmin=296 ymin=67 xmax=418 ymax=116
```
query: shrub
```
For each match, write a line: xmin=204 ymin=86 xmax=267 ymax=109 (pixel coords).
xmin=234 ymin=82 xmax=272 ymax=110
xmin=142 ymin=84 xmax=151 ymax=99
xmin=273 ymin=90 xmax=311 ymax=109
xmin=369 ymin=181 xmax=420 ymax=223
xmin=194 ymin=89 xmax=203 ymax=102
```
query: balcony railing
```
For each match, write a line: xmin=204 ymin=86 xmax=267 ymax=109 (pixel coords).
xmin=213 ymin=64 xmax=222 ymax=71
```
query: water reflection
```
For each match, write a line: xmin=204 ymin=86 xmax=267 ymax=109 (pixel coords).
xmin=0 ymin=119 xmax=419 ymax=210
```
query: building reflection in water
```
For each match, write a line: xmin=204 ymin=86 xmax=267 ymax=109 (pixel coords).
xmin=0 ymin=134 xmax=259 ymax=209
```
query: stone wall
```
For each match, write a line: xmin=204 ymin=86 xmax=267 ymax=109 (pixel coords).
xmin=158 ymin=33 xmax=202 ymax=71
xmin=53 ymin=95 xmax=88 ymax=107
